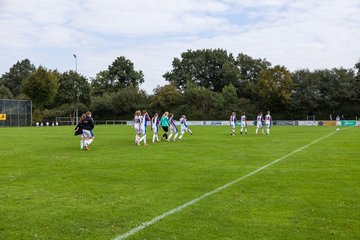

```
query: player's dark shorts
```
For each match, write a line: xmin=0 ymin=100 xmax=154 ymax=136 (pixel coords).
xmin=162 ymin=126 xmax=168 ymax=132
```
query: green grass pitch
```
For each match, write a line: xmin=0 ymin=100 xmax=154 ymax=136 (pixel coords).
xmin=0 ymin=125 xmax=359 ymax=239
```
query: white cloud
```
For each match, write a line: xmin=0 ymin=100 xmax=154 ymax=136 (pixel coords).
xmin=1 ymin=0 xmax=360 ymax=93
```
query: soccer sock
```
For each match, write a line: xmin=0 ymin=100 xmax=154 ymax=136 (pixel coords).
xmin=173 ymin=133 xmax=178 ymax=141
xmin=188 ymin=129 xmax=193 ymax=135
xmin=152 ymin=134 xmax=156 ymax=143
xmin=245 ymin=128 xmax=247 ymax=134
xmin=240 ymin=127 xmax=243 ymax=134
xmin=168 ymin=133 xmax=173 ymax=140
xmin=179 ymin=134 xmax=183 ymax=140
xmin=88 ymin=138 xmax=93 ymax=145
xmin=267 ymin=128 xmax=270 ymax=135
xmin=262 ymin=128 xmax=265 ymax=134
xmin=80 ymin=140 xmax=84 ymax=149
xmin=256 ymin=128 xmax=258 ymax=134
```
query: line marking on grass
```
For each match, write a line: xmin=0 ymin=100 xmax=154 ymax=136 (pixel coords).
xmin=113 ymin=130 xmax=338 ymax=240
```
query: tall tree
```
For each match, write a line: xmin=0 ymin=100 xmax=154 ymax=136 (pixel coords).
xmin=149 ymin=84 xmax=181 ymax=113
xmin=257 ymin=65 xmax=293 ymax=110
xmin=0 ymin=59 xmax=36 ymax=97
xmin=0 ymin=84 xmax=13 ymax=99
xmin=236 ymin=53 xmax=271 ymax=99
xmin=290 ymin=69 xmax=321 ymax=117
xmin=54 ymin=70 xmax=91 ymax=107
xmin=182 ymin=83 xmax=224 ymax=119
xmin=221 ymin=83 xmax=239 ymax=116
xmin=91 ymin=56 xmax=144 ymax=95
xmin=22 ymin=66 xmax=59 ymax=108
xmin=111 ymin=88 xmax=148 ymax=119
xmin=163 ymin=49 xmax=240 ymax=92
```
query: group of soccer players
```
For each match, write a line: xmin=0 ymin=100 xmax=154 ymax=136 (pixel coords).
xmin=133 ymin=111 xmax=193 ymax=146
xmin=230 ymin=111 xmax=272 ymax=136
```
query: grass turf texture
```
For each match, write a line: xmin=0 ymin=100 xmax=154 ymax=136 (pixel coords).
xmin=0 ymin=125 xmax=359 ymax=240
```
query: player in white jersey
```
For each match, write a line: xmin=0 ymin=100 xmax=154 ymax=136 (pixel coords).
xmin=133 ymin=110 xmax=142 ymax=145
xmin=240 ymin=112 xmax=247 ymax=134
xmin=168 ymin=114 xmax=179 ymax=141
xmin=256 ymin=112 xmax=265 ymax=135
xmin=138 ymin=110 xmax=150 ymax=146
xmin=265 ymin=111 xmax=272 ymax=135
xmin=151 ymin=113 xmax=160 ymax=143
xmin=178 ymin=115 xmax=193 ymax=140
xmin=230 ymin=112 xmax=237 ymax=136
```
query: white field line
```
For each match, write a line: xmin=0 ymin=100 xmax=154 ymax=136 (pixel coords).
xmin=113 ymin=130 xmax=338 ymax=240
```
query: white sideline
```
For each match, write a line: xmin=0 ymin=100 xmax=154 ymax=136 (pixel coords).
xmin=113 ymin=130 xmax=338 ymax=240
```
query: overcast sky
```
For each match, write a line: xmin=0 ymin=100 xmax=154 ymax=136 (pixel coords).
xmin=1 ymin=0 xmax=360 ymax=93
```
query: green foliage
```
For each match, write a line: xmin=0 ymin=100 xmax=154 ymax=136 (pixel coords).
xmin=90 ymin=70 xmax=111 ymax=97
xmin=163 ymin=49 xmax=240 ymax=92
xmin=91 ymin=93 xmax=114 ymax=119
xmin=149 ymin=84 xmax=181 ymax=113
xmin=221 ymin=83 xmax=239 ymax=117
xmin=182 ymin=84 xmax=224 ymax=119
xmin=257 ymin=65 xmax=293 ymax=110
xmin=54 ymin=70 xmax=91 ymax=107
xmin=2 ymin=53 xmax=360 ymax=120
xmin=0 ymin=83 xmax=13 ymax=99
xmin=0 ymin=59 xmax=35 ymax=97
xmin=111 ymin=88 xmax=148 ymax=119
xmin=21 ymin=66 xmax=59 ymax=108
xmin=236 ymin=53 xmax=271 ymax=99
xmin=91 ymin=57 xmax=144 ymax=95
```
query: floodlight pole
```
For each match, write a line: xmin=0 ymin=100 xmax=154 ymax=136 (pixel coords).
xmin=73 ymin=54 xmax=79 ymax=124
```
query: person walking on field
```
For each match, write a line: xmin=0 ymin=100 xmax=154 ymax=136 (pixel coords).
xmin=82 ymin=111 xmax=95 ymax=150
xmin=133 ymin=110 xmax=142 ymax=145
xmin=74 ymin=114 xmax=86 ymax=149
xmin=151 ymin=113 xmax=160 ymax=143
xmin=138 ymin=110 xmax=150 ymax=146
xmin=160 ymin=111 xmax=170 ymax=140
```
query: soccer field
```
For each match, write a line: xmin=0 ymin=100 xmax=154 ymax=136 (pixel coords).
xmin=0 ymin=125 xmax=359 ymax=240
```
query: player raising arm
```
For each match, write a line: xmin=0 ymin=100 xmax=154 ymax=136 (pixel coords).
xmin=168 ymin=113 xmax=179 ymax=141
xmin=139 ymin=110 xmax=150 ymax=146
xmin=178 ymin=115 xmax=192 ymax=141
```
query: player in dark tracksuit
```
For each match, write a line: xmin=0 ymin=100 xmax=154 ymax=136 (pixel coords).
xmin=82 ymin=111 xmax=95 ymax=150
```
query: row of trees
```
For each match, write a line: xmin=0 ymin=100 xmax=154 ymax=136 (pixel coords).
xmin=1 ymin=49 xmax=359 ymax=121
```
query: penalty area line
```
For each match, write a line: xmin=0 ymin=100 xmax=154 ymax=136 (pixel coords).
xmin=113 ymin=130 xmax=337 ymax=240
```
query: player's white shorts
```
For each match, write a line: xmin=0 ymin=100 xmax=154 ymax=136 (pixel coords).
xmin=265 ymin=121 xmax=271 ymax=128
xmin=82 ymin=129 xmax=93 ymax=139
xmin=256 ymin=121 xmax=263 ymax=128
xmin=241 ymin=122 xmax=247 ymax=128
xmin=141 ymin=126 xmax=147 ymax=135
xmin=170 ymin=125 xmax=178 ymax=134
xmin=152 ymin=124 xmax=158 ymax=133
xmin=230 ymin=122 xmax=236 ymax=129
xmin=134 ymin=124 xmax=141 ymax=134
xmin=181 ymin=127 xmax=188 ymax=135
